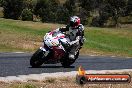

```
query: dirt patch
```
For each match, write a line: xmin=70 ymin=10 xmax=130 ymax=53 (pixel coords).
xmin=0 ymin=71 xmax=132 ymax=88
xmin=120 ymin=24 xmax=132 ymax=28
xmin=0 ymin=81 xmax=9 ymax=88
xmin=16 ymin=41 xmax=41 ymax=50
xmin=0 ymin=76 xmax=132 ymax=88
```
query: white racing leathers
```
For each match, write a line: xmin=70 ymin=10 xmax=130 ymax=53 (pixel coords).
xmin=55 ymin=24 xmax=85 ymax=59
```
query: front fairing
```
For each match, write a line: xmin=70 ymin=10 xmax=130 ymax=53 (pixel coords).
xmin=44 ymin=31 xmax=69 ymax=50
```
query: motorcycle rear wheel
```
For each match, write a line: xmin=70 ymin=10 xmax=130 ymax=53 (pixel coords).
xmin=61 ymin=51 xmax=79 ymax=68
xmin=30 ymin=49 xmax=44 ymax=67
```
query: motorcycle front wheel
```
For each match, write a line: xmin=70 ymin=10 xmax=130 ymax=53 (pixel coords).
xmin=30 ymin=49 xmax=44 ymax=67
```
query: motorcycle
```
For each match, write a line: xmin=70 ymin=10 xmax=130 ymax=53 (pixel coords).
xmin=30 ymin=31 xmax=80 ymax=67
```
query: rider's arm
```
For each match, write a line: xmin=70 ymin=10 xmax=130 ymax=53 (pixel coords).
xmin=79 ymin=25 xmax=85 ymax=46
xmin=69 ymin=36 xmax=80 ymax=45
xmin=77 ymin=24 xmax=84 ymax=37
xmin=68 ymin=24 xmax=85 ymax=46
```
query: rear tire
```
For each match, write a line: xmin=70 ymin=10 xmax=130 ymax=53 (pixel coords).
xmin=61 ymin=51 xmax=79 ymax=68
xmin=30 ymin=49 xmax=44 ymax=67
xmin=61 ymin=59 xmax=75 ymax=68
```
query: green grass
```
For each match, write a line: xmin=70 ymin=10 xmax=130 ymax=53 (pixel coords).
xmin=0 ymin=18 xmax=48 ymax=36
xmin=84 ymin=27 xmax=132 ymax=56
xmin=0 ymin=18 xmax=132 ymax=57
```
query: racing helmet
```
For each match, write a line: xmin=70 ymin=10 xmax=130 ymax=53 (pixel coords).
xmin=69 ymin=16 xmax=80 ymax=28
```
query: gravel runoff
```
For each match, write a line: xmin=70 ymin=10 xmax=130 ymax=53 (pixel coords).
xmin=0 ymin=69 xmax=132 ymax=83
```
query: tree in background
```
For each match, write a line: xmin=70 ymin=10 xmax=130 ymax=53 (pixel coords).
xmin=79 ymin=0 xmax=103 ymax=25
xmin=34 ymin=0 xmax=60 ymax=22
xmin=91 ymin=1 xmax=111 ymax=27
xmin=3 ymin=0 xmax=24 ymax=20
xmin=125 ymin=0 xmax=132 ymax=16
xmin=0 ymin=0 xmax=4 ymax=6
xmin=23 ymin=0 xmax=36 ymax=9
xmin=90 ymin=0 xmax=129 ymax=27
xmin=61 ymin=0 xmax=78 ymax=24
xmin=21 ymin=8 xmax=33 ymax=21
xmin=63 ymin=0 xmax=77 ymax=16
xmin=56 ymin=5 xmax=70 ymax=24
xmin=104 ymin=0 xmax=128 ymax=26
xmin=48 ymin=0 xmax=60 ymax=22
xmin=1 ymin=0 xmax=131 ymax=27
xmin=21 ymin=0 xmax=36 ymax=21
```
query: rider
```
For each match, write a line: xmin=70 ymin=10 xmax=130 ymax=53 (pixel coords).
xmin=55 ymin=16 xmax=85 ymax=60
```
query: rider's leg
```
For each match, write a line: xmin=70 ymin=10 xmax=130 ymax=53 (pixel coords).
xmin=69 ymin=43 xmax=80 ymax=59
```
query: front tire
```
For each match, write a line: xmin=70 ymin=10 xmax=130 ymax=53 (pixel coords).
xmin=30 ymin=49 xmax=44 ymax=67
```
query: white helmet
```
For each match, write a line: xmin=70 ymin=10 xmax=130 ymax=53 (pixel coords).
xmin=69 ymin=16 xmax=80 ymax=28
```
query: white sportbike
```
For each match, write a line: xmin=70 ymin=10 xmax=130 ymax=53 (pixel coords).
xmin=30 ymin=31 xmax=81 ymax=67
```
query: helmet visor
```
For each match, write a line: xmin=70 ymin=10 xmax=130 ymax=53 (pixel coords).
xmin=70 ymin=21 xmax=75 ymax=27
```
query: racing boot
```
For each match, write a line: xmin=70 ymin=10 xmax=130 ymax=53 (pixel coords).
xmin=69 ymin=54 xmax=75 ymax=60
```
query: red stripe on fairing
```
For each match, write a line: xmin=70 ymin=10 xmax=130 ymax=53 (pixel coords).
xmin=54 ymin=36 xmax=65 ymax=39
xmin=49 ymin=32 xmax=54 ymax=35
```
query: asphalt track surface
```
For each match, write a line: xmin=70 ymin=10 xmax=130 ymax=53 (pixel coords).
xmin=0 ymin=53 xmax=132 ymax=77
